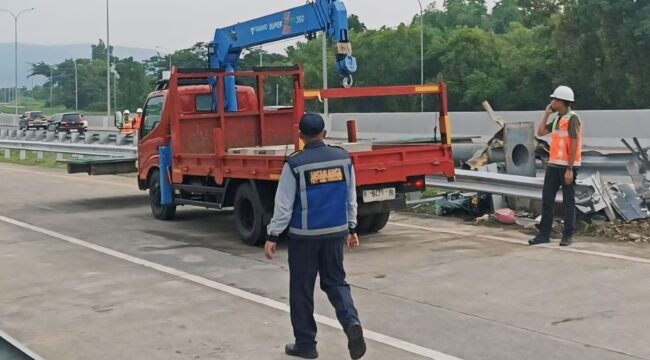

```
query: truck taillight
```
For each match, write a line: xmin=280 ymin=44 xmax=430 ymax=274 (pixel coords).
xmin=405 ymin=176 xmax=425 ymax=191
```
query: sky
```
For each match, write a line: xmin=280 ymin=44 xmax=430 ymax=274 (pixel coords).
xmin=0 ymin=0 xmax=448 ymax=53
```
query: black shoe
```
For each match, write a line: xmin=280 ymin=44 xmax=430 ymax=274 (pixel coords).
xmin=345 ymin=323 xmax=366 ymax=360
xmin=285 ymin=343 xmax=318 ymax=359
xmin=560 ymin=236 xmax=572 ymax=247
xmin=528 ymin=236 xmax=550 ymax=246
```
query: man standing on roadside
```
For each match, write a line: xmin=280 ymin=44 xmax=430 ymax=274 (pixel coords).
xmin=529 ymin=86 xmax=582 ymax=247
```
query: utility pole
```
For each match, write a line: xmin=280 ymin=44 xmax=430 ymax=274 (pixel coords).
xmin=0 ymin=7 xmax=35 ymax=124
xmin=49 ymin=66 xmax=53 ymax=109
xmin=322 ymin=33 xmax=328 ymax=116
xmin=417 ymin=0 xmax=424 ymax=112
xmin=106 ymin=0 xmax=111 ymax=123
xmin=72 ymin=58 xmax=78 ymax=110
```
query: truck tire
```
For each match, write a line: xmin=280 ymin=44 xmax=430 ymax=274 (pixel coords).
xmin=357 ymin=211 xmax=390 ymax=235
xmin=356 ymin=215 xmax=373 ymax=235
xmin=234 ymin=183 xmax=268 ymax=246
xmin=149 ymin=169 xmax=176 ymax=220
xmin=368 ymin=211 xmax=390 ymax=233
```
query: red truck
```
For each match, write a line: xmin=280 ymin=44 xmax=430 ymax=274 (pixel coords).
xmin=80 ymin=66 xmax=454 ymax=245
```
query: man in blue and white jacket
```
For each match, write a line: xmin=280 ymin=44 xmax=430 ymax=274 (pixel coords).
xmin=265 ymin=113 xmax=366 ymax=360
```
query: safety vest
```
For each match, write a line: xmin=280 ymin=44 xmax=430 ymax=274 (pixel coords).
xmin=549 ymin=110 xmax=582 ymax=167
xmin=133 ymin=114 xmax=142 ymax=130
xmin=286 ymin=140 xmax=352 ymax=240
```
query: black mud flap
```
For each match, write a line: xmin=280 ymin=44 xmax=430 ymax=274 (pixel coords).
xmin=66 ymin=157 xmax=137 ymax=176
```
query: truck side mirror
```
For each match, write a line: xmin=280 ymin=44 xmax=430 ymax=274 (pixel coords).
xmin=114 ymin=111 xmax=124 ymax=129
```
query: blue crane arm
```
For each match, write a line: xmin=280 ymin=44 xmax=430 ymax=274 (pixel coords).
xmin=209 ymin=0 xmax=357 ymax=112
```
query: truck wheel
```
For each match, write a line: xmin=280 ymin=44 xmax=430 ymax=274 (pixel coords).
xmin=149 ymin=169 xmax=176 ymax=220
xmin=368 ymin=211 xmax=390 ymax=233
xmin=356 ymin=215 xmax=374 ymax=235
xmin=234 ymin=183 xmax=267 ymax=246
xmin=357 ymin=211 xmax=390 ymax=235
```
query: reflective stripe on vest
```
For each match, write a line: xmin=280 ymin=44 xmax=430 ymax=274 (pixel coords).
xmin=549 ymin=110 xmax=582 ymax=167
xmin=288 ymin=156 xmax=352 ymax=238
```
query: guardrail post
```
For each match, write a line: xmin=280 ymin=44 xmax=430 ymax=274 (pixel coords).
xmin=71 ymin=132 xmax=82 ymax=143
xmin=58 ymin=132 xmax=67 ymax=142
xmin=36 ymin=151 xmax=44 ymax=162
xmin=99 ymin=133 xmax=110 ymax=144
xmin=9 ymin=129 xmax=17 ymax=138
xmin=19 ymin=150 xmax=26 ymax=161
xmin=56 ymin=153 xmax=64 ymax=162
xmin=46 ymin=131 xmax=56 ymax=141
xmin=84 ymin=133 xmax=96 ymax=144
xmin=4 ymin=149 xmax=10 ymax=160
xmin=116 ymin=133 xmax=128 ymax=146
xmin=0 ymin=129 xmax=7 ymax=138
xmin=35 ymin=130 xmax=46 ymax=141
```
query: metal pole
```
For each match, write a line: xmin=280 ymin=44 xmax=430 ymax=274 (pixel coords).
xmin=113 ymin=70 xmax=117 ymax=112
xmin=322 ymin=33 xmax=329 ymax=116
xmin=417 ymin=0 xmax=424 ymax=112
xmin=73 ymin=59 xmax=78 ymax=111
xmin=106 ymin=0 xmax=111 ymax=123
xmin=259 ymin=46 xmax=263 ymax=67
xmin=276 ymin=83 xmax=279 ymax=106
xmin=0 ymin=8 xmax=35 ymax=124
xmin=49 ymin=66 xmax=53 ymax=109
xmin=14 ymin=17 xmax=17 ymax=120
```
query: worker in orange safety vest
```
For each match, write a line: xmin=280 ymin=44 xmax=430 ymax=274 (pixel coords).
xmin=133 ymin=108 xmax=143 ymax=131
xmin=529 ymin=86 xmax=582 ymax=247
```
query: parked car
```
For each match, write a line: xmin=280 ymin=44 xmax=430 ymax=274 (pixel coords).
xmin=18 ymin=111 xmax=48 ymax=130
xmin=47 ymin=113 xmax=86 ymax=134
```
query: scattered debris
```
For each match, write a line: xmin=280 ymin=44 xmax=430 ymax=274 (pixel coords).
xmin=605 ymin=183 xmax=648 ymax=222
xmin=495 ymin=208 xmax=516 ymax=224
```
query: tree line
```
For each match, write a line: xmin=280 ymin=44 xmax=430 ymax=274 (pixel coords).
xmin=26 ymin=0 xmax=650 ymax=113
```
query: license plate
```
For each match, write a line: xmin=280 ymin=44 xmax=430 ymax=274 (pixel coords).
xmin=362 ymin=188 xmax=396 ymax=203
xmin=70 ymin=129 xmax=78 ymax=132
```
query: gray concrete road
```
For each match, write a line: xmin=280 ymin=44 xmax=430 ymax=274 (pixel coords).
xmin=1 ymin=162 xmax=649 ymax=360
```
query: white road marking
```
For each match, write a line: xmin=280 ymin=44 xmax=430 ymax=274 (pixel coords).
xmin=0 ymin=328 xmax=46 ymax=360
xmin=389 ymin=221 xmax=650 ymax=265
xmin=0 ymin=215 xmax=463 ymax=360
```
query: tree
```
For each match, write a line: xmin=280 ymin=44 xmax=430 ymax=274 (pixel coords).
xmin=348 ymin=14 xmax=367 ymax=33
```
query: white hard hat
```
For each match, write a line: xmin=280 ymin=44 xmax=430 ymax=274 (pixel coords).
xmin=550 ymin=86 xmax=574 ymax=102
xmin=123 ymin=109 xmax=130 ymax=114
xmin=136 ymin=108 xmax=143 ymax=113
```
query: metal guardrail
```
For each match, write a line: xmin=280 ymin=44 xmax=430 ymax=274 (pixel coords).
xmin=0 ymin=139 xmax=136 ymax=157
xmin=427 ymin=170 xmax=547 ymax=200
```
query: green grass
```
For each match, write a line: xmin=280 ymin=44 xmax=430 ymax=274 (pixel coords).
xmin=0 ymin=149 xmax=74 ymax=168
xmin=421 ymin=187 xmax=446 ymax=198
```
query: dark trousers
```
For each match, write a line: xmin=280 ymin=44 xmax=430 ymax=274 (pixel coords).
xmin=538 ymin=166 xmax=576 ymax=238
xmin=288 ymin=235 xmax=360 ymax=347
